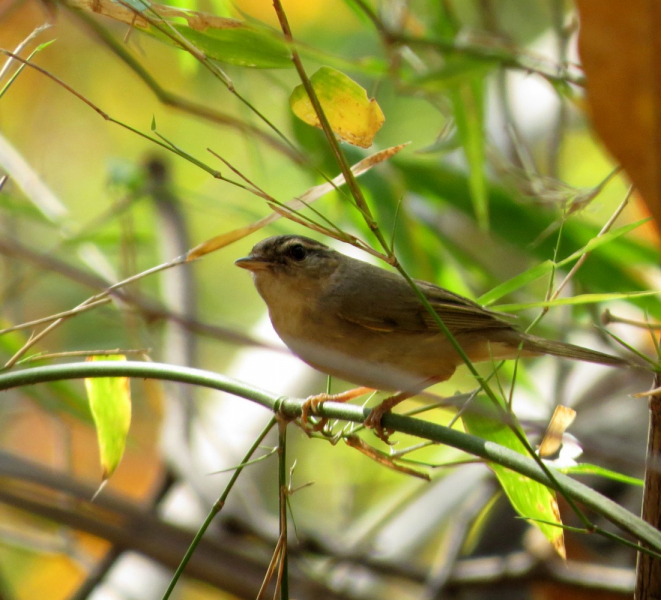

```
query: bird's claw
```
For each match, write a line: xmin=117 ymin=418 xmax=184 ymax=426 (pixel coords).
xmin=300 ymin=393 xmax=331 ymax=434
xmin=299 ymin=388 xmax=374 ymax=436
xmin=363 ymin=404 xmax=395 ymax=445
xmin=362 ymin=392 xmax=412 ymax=444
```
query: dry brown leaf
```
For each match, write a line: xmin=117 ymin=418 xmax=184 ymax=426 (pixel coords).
xmin=187 ymin=143 xmax=408 ymax=260
xmin=576 ymin=0 xmax=661 ymax=227
xmin=537 ymin=405 xmax=576 ymax=458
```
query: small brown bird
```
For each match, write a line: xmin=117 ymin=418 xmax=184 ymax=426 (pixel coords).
xmin=236 ymin=235 xmax=640 ymax=435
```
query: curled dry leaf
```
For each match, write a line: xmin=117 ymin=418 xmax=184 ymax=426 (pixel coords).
xmin=187 ymin=143 xmax=408 ymax=260
xmin=538 ymin=405 xmax=576 ymax=458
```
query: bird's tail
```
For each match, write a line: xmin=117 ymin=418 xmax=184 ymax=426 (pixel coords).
xmin=518 ymin=333 xmax=646 ymax=369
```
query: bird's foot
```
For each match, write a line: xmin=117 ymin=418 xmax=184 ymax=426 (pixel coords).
xmin=300 ymin=387 xmax=374 ymax=435
xmin=363 ymin=391 xmax=411 ymax=444
xmin=363 ymin=406 xmax=395 ymax=444
xmin=300 ymin=393 xmax=332 ymax=432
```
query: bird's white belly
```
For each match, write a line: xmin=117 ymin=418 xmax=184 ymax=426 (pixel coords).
xmin=271 ymin=307 xmax=433 ymax=391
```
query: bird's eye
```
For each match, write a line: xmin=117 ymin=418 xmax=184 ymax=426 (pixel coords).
xmin=288 ymin=244 xmax=307 ymax=261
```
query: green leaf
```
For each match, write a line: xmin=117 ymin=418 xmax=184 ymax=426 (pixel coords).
xmin=85 ymin=355 xmax=132 ymax=481
xmin=462 ymin=395 xmax=565 ymax=558
xmin=494 ymin=290 xmax=661 ymax=312
xmin=396 ymin=161 xmax=661 ymax=315
xmin=478 ymin=219 xmax=650 ymax=306
xmin=478 ymin=260 xmax=555 ymax=306
xmin=167 ymin=24 xmax=292 ymax=69
xmin=449 ymin=76 xmax=488 ymax=229
xmin=560 ymin=218 xmax=651 ymax=263
xmin=290 ymin=66 xmax=385 ymax=148
xmin=560 ymin=463 xmax=644 ymax=487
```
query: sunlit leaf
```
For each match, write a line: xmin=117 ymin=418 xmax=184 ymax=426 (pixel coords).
xmin=561 ymin=218 xmax=651 ymax=263
xmin=495 ymin=290 xmax=661 ymax=312
xmin=290 ymin=66 xmax=385 ymax=148
xmin=462 ymin=395 xmax=565 ymax=558
xmin=560 ymin=463 xmax=644 ymax=487
xmin=478 ymin=219 xmax=649 ymax=306
xmin=479 ymin=260 xmax=555 ymax=306
xmin=85 ymin=355 xmax=131 ymax=481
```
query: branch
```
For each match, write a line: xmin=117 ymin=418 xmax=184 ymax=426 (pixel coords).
xmin=1 ymin=360 xmax=660 ymax=554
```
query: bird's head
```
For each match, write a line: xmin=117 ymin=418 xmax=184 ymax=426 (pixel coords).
xmin=235 ymin=235 xmax=342 ymax=299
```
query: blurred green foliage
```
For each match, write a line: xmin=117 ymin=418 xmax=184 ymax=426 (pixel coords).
xmin=0 ymin=0 xmax=657 ymax=598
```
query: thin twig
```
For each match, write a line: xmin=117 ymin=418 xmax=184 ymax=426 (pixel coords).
xmin=0 ymin=23 xmax=51 ymax=83
xmin=550 ymin=186 xmax=633 ymax=303
xmin=68 ymin=9 xmax=303 ymax=163
xmin=390 ymin=33 xmax=585 ymax=87
xmin=602 ymin=310 xmax=661 ymax=330
xmin=0 ymin=298 xmax=112 ymax=335
xmin=3 ymin=256 xmax=187 ymax=369
xmin=16 ymin=348 xmax=150 ymax=365
xmin=271 ymin=0 xmax=394 ymax=263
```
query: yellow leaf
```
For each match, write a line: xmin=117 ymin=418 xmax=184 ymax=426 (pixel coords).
xmin=290 ymin=67 xmax=385 ymax=148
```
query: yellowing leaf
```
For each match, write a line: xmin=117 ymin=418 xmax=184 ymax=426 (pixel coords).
xmin=290 ymin=67 xmax=385 ymax=148
xmin=85 ymin=355 xmax=131 ymax=482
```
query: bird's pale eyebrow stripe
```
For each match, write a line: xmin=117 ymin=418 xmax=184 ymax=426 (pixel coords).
xmin=281 ymin=238 xmax=326 ymax=252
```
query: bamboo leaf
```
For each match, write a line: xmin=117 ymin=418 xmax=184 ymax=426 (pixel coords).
xmin=479 ymin=260 xmax=555 ymax=306
xmin=494 ymin=290 xmax=661 ymax=312
xmin=462 ymin=396 xmax=565 ymax=558
xmin=85 ymin=355 xmax=131 ymax=481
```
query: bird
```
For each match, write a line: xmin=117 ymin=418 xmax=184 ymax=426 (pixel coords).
xmin=236 ymin=234 xmax=643 ymax=438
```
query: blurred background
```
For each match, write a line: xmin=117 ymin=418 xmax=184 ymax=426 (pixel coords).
xmin=0 ymin=0 xmax=659 ymax=598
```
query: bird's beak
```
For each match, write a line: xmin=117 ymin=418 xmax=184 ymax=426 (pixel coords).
xmin=235 ymin=256 xmax=271 ymax=271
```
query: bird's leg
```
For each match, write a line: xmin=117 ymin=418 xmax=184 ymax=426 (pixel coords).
xmin=364 ymin=377 xmax=443 ymax=443
xmin=301 ymin=386 xmax=374 ymax=431
xmin=363 ymin=391 xmax=413 ymax=444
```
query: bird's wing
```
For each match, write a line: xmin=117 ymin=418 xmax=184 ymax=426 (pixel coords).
xmin=415 ymin=280 xmax=513 ymax=334
xmin=335 ymin=267 xmax=513 ymax=336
